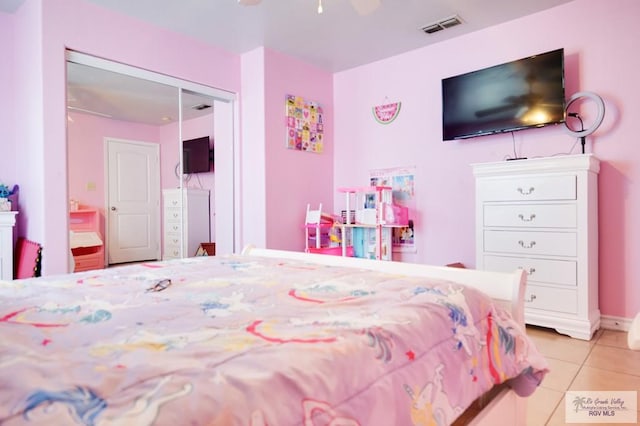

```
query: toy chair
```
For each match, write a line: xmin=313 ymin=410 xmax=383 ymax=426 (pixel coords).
xmin=305 ymin=203 xmax=324 ymax=250
xmin=15 ymin=237 xmax=42 ymax=279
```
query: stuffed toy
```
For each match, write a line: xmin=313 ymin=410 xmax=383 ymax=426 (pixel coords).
xmin=0 ymin=184 xmax=12 ymax=198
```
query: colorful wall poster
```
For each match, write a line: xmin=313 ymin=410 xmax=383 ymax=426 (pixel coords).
xmin=285 ymin=94 xmax=324 ymax=153
xmin=369 ymin=166 xmax=416 ymax=253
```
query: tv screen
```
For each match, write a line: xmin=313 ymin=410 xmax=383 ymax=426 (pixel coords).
xmin=182 ymin=136 xmax=212 ymax=174
xmin=442 ymin=48 xmax=565 ymax=141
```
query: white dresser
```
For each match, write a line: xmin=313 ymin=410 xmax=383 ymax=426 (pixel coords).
xmin=472 ymin=155 xmax=599 ymax=340
xmin=0 ymin=211 xmax=17 ymax=280
xmin=162 ymin=189 xmax=210 ymax=260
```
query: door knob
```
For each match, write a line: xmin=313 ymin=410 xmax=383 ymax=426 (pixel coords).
xmin=111 ymin=206 xmax=117 ymax=211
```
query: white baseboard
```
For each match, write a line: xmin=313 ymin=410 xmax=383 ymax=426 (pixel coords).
xmin=600 ymin=315 xmax=632 ymax=332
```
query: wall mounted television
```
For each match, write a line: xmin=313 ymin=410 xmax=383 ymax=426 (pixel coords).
xmin=182 ymin=136 xmax=213 ymax=174
xmin=442 ymin=48 xmax=565 ymax=141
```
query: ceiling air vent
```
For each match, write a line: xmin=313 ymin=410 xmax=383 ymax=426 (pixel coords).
xmin=421 ymin=15 xmax=462 ymax=34
xmin=192 ymin=103 xmax=212 ymax=111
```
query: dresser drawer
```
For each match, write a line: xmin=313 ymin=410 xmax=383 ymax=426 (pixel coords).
xmin=164 ymin=209 xmax=182 ymax=223
xmin=165 ymin=197 xmax=181 ymax=208
xmin=484 ymin=230 xmax=577 ymax=257
xmin=164 ymin=222 xmax=181 ymax=234
xmin=163 ymin=247 xmax=181 ymax=259
xmin=483 ymin=203 xmax=577 ymax=228
xmin=164 ymin=235 xmax=182 ymax=248
xmin=483 ymin=255 xmax=577 ymax=287
xmin=525 ymin=284 xmax=577 ymax=314
xmin=478 ymin=175 xmax=576 ymax=202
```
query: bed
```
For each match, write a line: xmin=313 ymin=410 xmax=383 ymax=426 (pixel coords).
xmin=0 ymin=246 xmax=548 ymax=425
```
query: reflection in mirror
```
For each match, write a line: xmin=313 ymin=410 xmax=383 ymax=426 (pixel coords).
xmin=66 ymin=51 xmax=232 ymax=271
xmin=177 ymin=88 xmax=216 ymax=258
xmin=66 ymin=61 xmax=177 ymax=270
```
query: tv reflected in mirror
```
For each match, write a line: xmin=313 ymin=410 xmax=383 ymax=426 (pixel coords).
xmin=182 ymin=136 xmax=212 ymax=174
xmin=442 ymin=48 xmax=565 ymax=141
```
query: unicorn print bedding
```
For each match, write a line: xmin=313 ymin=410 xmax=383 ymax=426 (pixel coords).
xmin=0 ymin=254 xmax=547 ymax=425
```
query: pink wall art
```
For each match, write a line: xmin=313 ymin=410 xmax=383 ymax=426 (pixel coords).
xmin=286 ymin=94 xmax=324 ymax=153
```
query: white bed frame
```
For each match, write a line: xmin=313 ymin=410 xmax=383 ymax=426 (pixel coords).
xmin=242 ymin=246 xmax=528 ymax=426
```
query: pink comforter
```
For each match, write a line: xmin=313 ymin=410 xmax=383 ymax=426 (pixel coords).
xmin=0 ymin=255 xmax=547 ymax=425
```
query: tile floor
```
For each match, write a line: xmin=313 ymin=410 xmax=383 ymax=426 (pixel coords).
xmin=525 ymin=326 xmax=640 ymax=425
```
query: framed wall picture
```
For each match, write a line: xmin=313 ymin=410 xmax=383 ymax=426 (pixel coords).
xmin=286 ymin=94 xmax=324 ymax=153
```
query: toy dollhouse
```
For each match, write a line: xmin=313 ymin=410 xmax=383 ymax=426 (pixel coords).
xmin=304 ymin=186 xmax=409 ymax=261
xmin=304 ymin=204 xmax=351 ymax=256
xmin=338 ymin=186 xmax=408 ymax=260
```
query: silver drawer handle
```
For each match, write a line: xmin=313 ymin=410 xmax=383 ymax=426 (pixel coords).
xmin=525 ymin=294 xmax=537 ymax=303
xmin=518 ymin=213 xmax=536 ymax=222
xmin=518 ymin=267 xmax=536 ymax=275
xmin=517 ymin=187 xmax=535 ymax=195
xmin=518 ymin=240 xmax=536 ymax=249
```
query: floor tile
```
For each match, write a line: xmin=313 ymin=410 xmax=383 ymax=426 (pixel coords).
xmin=596 ymin=329 xmax=631 ymax=349
xmin=524 ymin=327 xmax=639 ymax=425
xmin=539 ymin=357 xmax=581 ymax=392
xmin=546 ymin=399 xmax=569 ymax=426
xmin=584 ymin=344 xmax=640 ymax=377
xmin=570 ymin=366 xmax=640 ymax=407
xmin=526 ymin=386 xmax=563 ymax=426
xmin=526 ymin=326 xmax=594 ymax=364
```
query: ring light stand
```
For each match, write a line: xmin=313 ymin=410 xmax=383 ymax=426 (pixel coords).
xmin=564 ymin=91 xmax=605 ymax=154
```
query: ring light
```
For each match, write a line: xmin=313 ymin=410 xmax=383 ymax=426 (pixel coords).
xmin=564 ymin=91 xmax=605 ymax=138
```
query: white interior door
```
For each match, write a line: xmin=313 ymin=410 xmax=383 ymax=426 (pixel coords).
xmin=106 ymin=138 xmax=160 ymax=264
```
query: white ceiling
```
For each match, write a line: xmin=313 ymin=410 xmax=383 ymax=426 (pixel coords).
xmin=66 ymin=61 xmax=216 ymax=125
xmin=81 ymin=0 xmax=573 ymax=73
xmin=2 ymin=0 xmax=575 ymax=125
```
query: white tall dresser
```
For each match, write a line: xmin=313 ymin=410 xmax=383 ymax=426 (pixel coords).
xmin=162 ymin=188 xmax=210 ymax=260
xmin=472 ymin=154 xmax=599 ymax=340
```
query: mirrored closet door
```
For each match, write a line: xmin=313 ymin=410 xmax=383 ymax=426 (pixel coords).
xmin=65 ymin=51 xmax=237 ymax=272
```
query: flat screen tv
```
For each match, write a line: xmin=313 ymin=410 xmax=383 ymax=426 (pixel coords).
xmin=182 ymin=136 xmax=212 ymax=174
xmin=442 ymin=48 xmax=565 ymax=141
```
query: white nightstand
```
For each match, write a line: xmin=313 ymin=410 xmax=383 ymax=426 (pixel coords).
xmin=0 ymin=211 xmax=18 ymax=280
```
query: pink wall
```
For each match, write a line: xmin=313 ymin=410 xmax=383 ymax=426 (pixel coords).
xmin=333 ymin=0 xmax=640 ymax=319
xmin=12 ymin=0 xmax=46 ymax=248
xmin=238 ymin=47 xmax=333 ymax=252
xmin=240 ymin=48 xmax=268 ymax=248
xmin=0 ymin=12 xmax=16 ymax=184
xmin=263 ymin=48 xmax=334 ymax=251
xmin=7 ymin=0 xmax=240 ymax=274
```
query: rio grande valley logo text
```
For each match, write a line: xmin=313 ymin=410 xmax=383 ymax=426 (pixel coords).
xmin=566 ymin=391 xmax=637 ymax=423
xmin=572 ymin=395 xmax=627 ymax=417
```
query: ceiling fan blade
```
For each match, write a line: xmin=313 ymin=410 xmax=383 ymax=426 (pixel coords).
xmin=237 ymin=0 xmax=262 ymax=5
xmin=349 ymin=0 xmax=381 ymax=15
